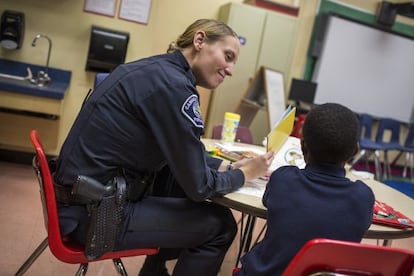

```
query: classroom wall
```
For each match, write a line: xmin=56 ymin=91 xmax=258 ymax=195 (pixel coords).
xmin=0 ymin=0 xmax=413 ymax=156
xmin=1 ymin=0 xmax=247 ymax=155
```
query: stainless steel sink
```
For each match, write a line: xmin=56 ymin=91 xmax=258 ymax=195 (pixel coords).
xmin=0 ymin=67 xmax=33 ymax=86
xmin=0 ymin=58 xmax=71 ymax=99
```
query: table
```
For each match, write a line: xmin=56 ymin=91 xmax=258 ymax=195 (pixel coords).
xmin=204 ymin=139 xmax=414 ymax=263
xmin=214 ymin=172 xmax=414 ymax=239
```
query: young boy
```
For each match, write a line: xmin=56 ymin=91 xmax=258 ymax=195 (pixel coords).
xmin=235 ymin=103 xmax=375 ymax=276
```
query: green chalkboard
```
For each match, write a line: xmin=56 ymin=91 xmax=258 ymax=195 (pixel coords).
xmin=304 ymin=0 xmax=414 ymax=80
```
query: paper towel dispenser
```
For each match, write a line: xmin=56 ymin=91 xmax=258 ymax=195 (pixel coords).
xmin=86 ymin=25 xmax=129 ymax=73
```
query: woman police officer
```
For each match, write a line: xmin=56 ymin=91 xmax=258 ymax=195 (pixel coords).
xmin=54 ymin=19 xmax=274 ymax=275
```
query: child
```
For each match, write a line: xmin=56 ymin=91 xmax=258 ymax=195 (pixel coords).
xmin=235 ymin=103 xmax=375 ymax=276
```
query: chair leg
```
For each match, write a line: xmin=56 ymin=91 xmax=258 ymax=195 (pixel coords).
xmin=75 ymin=264 xmax=89 ymax=276
xmin=113 ymin=258 xmax=128 ymax=276
xmin=15 ymin=237 xmax=48 ymax=276
xmin=350 ymin=149 xmax=366 ymax=169
xmin=373 ymin=150 xmax=382 ymax=181
xmin=403 ymin=152 xmax=409 ymax=179
xmin=409 ymin=152 xmax=414 ymax=183
xmin=383 ymin=151 xmax=390 ymax=180
xmin=253 ymin=222 xmax=267 ymax=245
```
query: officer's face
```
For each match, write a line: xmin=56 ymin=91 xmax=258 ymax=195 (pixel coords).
xmin=192 ymin=34 xmax=240 ymax=89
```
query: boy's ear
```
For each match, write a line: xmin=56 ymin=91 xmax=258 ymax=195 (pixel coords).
xmin=300 ymin=138 xmax=308 ymax=156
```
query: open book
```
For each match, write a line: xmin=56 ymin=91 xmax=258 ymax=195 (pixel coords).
xmin=372 ymin=200 xmax=414 ymax=229
xmin=266 ymin=105 xmax=305 ymax=171
xmin=267 ymin=105 xmax=296 ymax=153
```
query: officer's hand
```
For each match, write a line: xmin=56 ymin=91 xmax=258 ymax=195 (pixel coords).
xmin=235 ymin=150 xmax=275 ymax=181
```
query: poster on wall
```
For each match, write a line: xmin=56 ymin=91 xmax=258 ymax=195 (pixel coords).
xmin=84 ymin=0 xmax=117 ymax=17
xmin=119 ymin=0 xmax=152 ymax=24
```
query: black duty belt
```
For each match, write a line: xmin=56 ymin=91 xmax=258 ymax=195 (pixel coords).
xmin=54 ymin=183 xmax=91 ymax=205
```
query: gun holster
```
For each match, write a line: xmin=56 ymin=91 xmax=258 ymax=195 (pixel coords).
xmin=124 ymin=171 xmax=155 ymax=202
xmin=72 ymin=175 xmax=127 ymax=260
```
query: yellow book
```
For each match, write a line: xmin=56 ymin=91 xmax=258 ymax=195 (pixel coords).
xmin=266 ymin=105 xmax=296 ymax=153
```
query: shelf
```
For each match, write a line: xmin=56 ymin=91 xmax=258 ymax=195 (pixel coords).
xmin=242 ymin=98 xmax=266 ymax=110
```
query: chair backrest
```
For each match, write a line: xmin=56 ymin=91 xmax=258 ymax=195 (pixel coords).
xmin=404 ymin=123 xmax=414 ymax=148
xmin=358 ymin=113 xmax=375 ymax=140
xmin=283 ymin=238 xmax=414 ymax=276
xmin=291 ymin=114 xmax=306 ymax=139
xmin=212 ymin=125 xmax=254 ymax=144
xmin=30 ymin=130 xmax=86 ymax=263
xmin=94 ymin=73 xmax=109 ymax=88
xmin=375 ymin=118 xmax=401 ymax=145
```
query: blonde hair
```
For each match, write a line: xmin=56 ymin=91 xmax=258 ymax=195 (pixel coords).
xmin=167 ymin=19 xmax=238 ymax=53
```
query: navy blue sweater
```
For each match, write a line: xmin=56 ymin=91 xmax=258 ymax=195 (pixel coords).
xmin=236 ymin=163 xmax=375 ymax=275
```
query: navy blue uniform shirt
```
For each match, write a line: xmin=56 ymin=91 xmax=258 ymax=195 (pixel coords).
xmin=54 ymin=51 xmax=245 ymax=234
xmin=237 ymin=163 xmax=375 ymax=276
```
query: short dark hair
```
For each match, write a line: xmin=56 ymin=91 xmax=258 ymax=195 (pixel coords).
xmin=302 ymin=103 xmax=359 ymax=164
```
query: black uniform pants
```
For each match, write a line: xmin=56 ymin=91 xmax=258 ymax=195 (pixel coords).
xmin=114 ymin=196 xmax=237 ymax=276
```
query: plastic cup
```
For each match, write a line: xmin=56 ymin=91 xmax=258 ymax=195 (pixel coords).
xmin=221 ymin=112 xmax=241 ymax=144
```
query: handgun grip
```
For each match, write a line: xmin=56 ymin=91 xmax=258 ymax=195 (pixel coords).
xmin=72 ymin=175 xmax=114 ymax=201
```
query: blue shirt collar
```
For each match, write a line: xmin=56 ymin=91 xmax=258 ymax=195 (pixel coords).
xmin=305 ymin=163 xmax=346 ymax=178
xmin=172 ymin=50 xmax=196 ymax=86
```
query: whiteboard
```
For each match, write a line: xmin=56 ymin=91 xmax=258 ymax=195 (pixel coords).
xmin=312 ymin=15 xmax=414 ymax=123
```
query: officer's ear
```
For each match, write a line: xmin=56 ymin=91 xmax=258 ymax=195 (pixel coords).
xmin=193 ymin=31 xmax=206 ymax=51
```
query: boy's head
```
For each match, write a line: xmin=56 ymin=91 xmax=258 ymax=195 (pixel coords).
xmin=301 ymin=103 xmax=359 ymax=165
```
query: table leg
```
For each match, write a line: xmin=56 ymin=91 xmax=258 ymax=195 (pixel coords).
xmin=235 ymin=214 xmax=257 ymax=267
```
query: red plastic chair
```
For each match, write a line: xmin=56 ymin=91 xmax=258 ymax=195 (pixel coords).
xmin=283 ymin=238 xmax=414 ymax=276
xmin=291 ymin=114 xmax=306 ymax=139
xmin=16 ymin=130 xmax=159 ymax=275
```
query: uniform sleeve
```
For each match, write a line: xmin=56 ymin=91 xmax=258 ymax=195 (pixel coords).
xmin=138 ymin=72 xmax=244 ymax=202
xmin=205 ymin=153 xmax=223 ymax=170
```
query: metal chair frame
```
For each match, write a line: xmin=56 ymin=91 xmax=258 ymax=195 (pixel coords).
xmin=402 ymin=123 xmax=414 ymax=182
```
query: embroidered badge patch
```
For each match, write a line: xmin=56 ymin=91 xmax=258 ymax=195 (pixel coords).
xmin=181 ymin=95 xmax=204 ymax=128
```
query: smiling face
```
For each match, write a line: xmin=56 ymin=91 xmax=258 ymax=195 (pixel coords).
xmin=189 ymin=32 xmax=240 ymax=90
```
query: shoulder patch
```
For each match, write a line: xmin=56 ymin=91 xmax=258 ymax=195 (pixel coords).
xmin=181 ymin=95 xmax=204 ymax=128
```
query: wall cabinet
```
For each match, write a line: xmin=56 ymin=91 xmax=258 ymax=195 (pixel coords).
xmin=205 ymin=2 xmax=298 ymax=144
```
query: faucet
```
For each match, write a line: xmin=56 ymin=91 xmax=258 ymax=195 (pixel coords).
xmin=31 ymin=34 xmax=52 ymax=86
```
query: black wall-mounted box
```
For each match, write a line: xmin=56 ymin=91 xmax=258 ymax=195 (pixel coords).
xmin=0 ymin=10 xmax=25 ymax=50
xmin=85 ymin=25 xmax=130 ymax=73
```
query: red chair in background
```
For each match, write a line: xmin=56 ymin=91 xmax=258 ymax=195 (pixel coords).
xmin=283 ymin=238 xmax=414 ymax=276
xmin=291 ymin=114 xmax=306 ymax=139
xmin=212 ymin=125 xmax=254 ymax=144
xmin=15 ymin=130 xmax=159 ymax=276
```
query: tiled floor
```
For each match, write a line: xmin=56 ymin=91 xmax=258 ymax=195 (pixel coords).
xmin=1 ymin=161 xmax=413 ymax=275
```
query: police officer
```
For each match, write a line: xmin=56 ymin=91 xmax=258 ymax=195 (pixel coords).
xmin=54 ymin=19 xmax=274 ymax=276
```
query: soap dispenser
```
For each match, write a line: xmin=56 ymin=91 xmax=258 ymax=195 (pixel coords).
xmin=0 ymin=10 xmax=25 ymax=50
